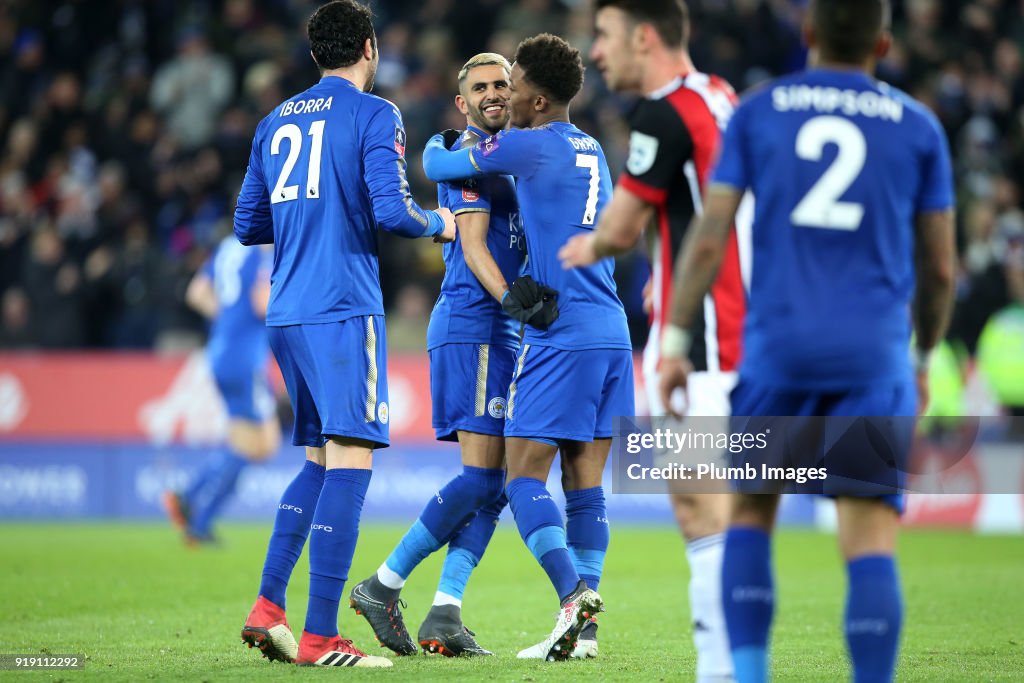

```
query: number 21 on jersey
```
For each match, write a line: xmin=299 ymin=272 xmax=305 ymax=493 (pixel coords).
xmin=270 ymin=120 xmax=325 ymax=204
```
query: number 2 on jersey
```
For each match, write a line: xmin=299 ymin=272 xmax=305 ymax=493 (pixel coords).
xmin=790 ymin=115 xmax=866 ymax=231
xmin=270 ymin=120 xmax=325 ymax=204
xmin=576 ymin=153 xmax=600 ymax=226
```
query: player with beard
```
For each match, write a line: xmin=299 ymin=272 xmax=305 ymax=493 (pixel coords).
xmin=234 ymin=0 xmax=456 ymax=668
xmin=559 ymin=2 xmax=743 ymax=679
xmin=349 ymin=53 xmax=527 ymax=658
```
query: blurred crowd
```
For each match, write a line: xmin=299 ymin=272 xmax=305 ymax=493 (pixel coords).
xmin=0 ymin=0 xmax=1023 ymax=356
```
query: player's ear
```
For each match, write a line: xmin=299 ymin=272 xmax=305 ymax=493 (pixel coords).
xmin=534 ymin=93 xmax=547 ymax=113
xmin=635 ymin=22 xmax=655 ymax=53
xmin=455 ymin=94 xmax=469 ymax=116
xmin=874 ymin=30 xmax=892 ymax=60
xmin=362 ymin=37 xmax=374 ymax=61
xmin=801 ymin=18 xmax=815 ymax=51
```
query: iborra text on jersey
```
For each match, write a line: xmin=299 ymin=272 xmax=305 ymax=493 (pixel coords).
xmin=280 ymin=96 xmax=333 ymax=117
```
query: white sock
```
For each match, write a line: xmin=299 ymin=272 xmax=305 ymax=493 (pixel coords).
xmin=687 ymin=533 xmax=733 ymax=681
xmin=376 ymin=562 xmax=406 ymax=590
xmin=432 ymin=591 xmax=462 ymax=608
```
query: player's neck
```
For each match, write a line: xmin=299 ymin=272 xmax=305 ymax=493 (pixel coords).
xmin=642 ymin=50 xmax=694 ymax=95
xmin=321 ymin=65 xmax=368 ymax=91
xmin=810 ymin=51 xmax=876 ymax=75
xmin=530 ymin=108 xmax=569 ymax=128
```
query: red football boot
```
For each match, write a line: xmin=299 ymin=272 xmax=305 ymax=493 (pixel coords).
xmin=241 ymin=596 xmax=298 ymax=663
xmin=295 ymin=631 xmax=393 ymax=668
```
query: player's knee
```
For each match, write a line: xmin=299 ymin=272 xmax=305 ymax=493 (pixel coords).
xmin=729 ymin=493 xmax=778 ymax=531
xmin=469 ymin=472 xmax=506 ymax=508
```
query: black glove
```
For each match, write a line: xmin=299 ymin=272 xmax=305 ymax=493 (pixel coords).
xmin=440 ymin=128 xmax=463 ymax=149
xmin=502 ymin=276 xmax=560 ymax=330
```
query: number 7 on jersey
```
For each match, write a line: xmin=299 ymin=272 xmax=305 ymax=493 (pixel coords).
xmin=576 ymin=153 xmax=600 ymax=226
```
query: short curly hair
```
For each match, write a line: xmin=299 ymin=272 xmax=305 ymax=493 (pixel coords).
xmin=307 ymin=0 xmax=375 ymax=70
xmin=514 ymin=34 xmax=584 ymax=105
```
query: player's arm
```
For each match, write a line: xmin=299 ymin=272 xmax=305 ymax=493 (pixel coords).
xmin=459 ymin=211 xmax=509 ymax=301
xmin=912 ymin=111 xmax=958 ymax=367
xmin=234 ymin=127 xmax=274 ymax=246
xmin=668 ymin=186 xmax=743 ymax=333
xmin=658 ymin=186 xmax=742 ymax=416
xmin=422 ymin=129 xmax=540 ymax=183
xmin=912 ymin=210 xmax=956 ymax=356
xmin=185 ymin=269 xmax=218 ymax=320
xmin=363 ymin=104 xmax=455 ymax=241
xmin=250 ymin=246 xmax=272 ymax=320
xmin=560 ymin=99 xmax=686 ymax=268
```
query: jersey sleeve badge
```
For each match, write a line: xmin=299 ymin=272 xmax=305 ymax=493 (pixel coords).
xmin=626 ymin=131 xmax=659 ymax=176
xmin=478 ymin=135 xmax=500 ymax=157
xmin=394 ymin=125 xmax=406 ymax=156
xmin=461 ymin=179 xmax=480 ymax=202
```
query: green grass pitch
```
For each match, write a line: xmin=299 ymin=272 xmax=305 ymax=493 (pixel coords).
xmin=1 ymin=523 xmax=1022 ymax=681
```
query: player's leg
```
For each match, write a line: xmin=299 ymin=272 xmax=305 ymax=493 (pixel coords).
xmin=242 ymin=327 xmax=325 ymax=663
xmin=671 ymin=371 xmax=737 ymax=682
xmin=505 ymin=346 xmax=608 ymax=661
xmin=648 ymin=353 xmax=733 ymax=675
xmin=418 ymin=430 xmax=506 ymax=656
xmin=721 ymin=493 xmax=780 ymax=683
xmin=836 ymin=497 xmax=902 ymax=683
xmin=507 ymin=436 xmax=579 ymax=598
xmin=828 ymin=379 xmax=914 ymax=682
xmin=299 ymin=439 xmax=375 ymax=645
xmin=352 ymin=343 xmax=507 ymax=655
xmin=557 ymin=438 xmax=611 ymax=659
xmin=292 ymin=316 xmax=392 ymax=667
xmin=186 ymin=414 xmax=281 ymax=542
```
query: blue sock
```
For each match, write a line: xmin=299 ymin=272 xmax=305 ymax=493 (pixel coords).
xmin=565 ymin=487 xmax=608 ymax=591
xmin=507 ymin=477 xmax=580 ymax=601
xmin=845 ymin=555 xmax=902 ymax=683
xmin=183 ymin=450 xmax=224 ymax=505
xmin=188 ymin=449 xmax=248 ymax=536
xmin=722 ymin=527 xmax=773 ymax=683
xmin=384 ymin=466 xmax=504 ymax=580
xmin=259 ymin=459 xmax=324 ymax=609
xmin=304 ymin=468 xmax=371 ymax=637
xmin=439 ymin=492 xmax=506 ymax=600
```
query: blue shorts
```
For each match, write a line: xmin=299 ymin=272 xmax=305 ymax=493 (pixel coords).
xmin=730 ymin=377 xmax=916 ymax=512
xmin=430 ymin=343 xmax=518 ymax=442
xmin=210 ymin=353 xmax=275 ymax=423
xmin=504 ymin=346 xmax=635 ymax=443
xmin=268 ymin=316 xmax=389 ymax=449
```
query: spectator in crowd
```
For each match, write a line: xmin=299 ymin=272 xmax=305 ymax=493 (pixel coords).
xmin=0 ymin=0 xmax=1021 ymax=365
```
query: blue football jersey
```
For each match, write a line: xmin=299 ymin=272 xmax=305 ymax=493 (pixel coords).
xmin=426 ymin=125 xmax=525 ymax=350
xmin=466 ymin=123 xmax=631 ymax=351
xmin=712 ymin=68 xmax=955 ymax=389
xmin=234 ymin=76 xmax=444 ymax=326
xmin=203 ymin=237 xmax=270 ymax=372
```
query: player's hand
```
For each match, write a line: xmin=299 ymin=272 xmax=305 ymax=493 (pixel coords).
xmin=915 ymin=368 xmax=930 ymax=417
xmin=440 ymin=129 xmax=463 ymax=149
xmin=642 ymin=277 xmax=653 ymax=315
xmin=434 ymin=207 xmax=457 ymax=243
xmin=659 ymin=356 xmax=693 ymax=419
xmin=502 ymin=275 xmax=560 ymax=330
xmin=558 ymin=233 xmax=599 ymax=269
